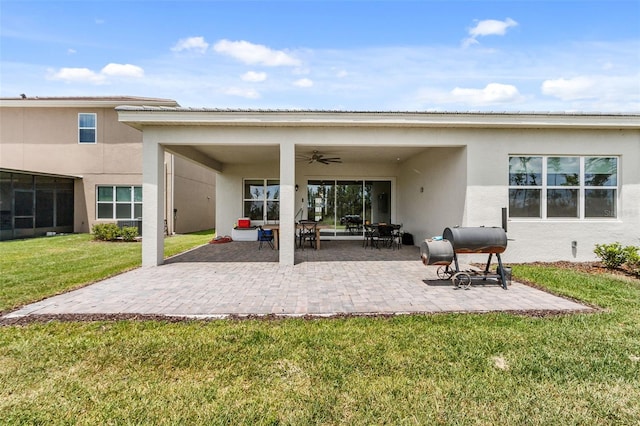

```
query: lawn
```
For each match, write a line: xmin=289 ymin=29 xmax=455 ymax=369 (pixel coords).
xmin=0 ymin=231 xmax=215 ymax=313
xmin=1 ymin=235 xmax=639 ymax=425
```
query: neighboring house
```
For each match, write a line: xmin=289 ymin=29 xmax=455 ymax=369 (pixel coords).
xmin=115 ymin=108 xmax=639 ymax=266
xmin=0 ymin=96 xmax=216 ymax=241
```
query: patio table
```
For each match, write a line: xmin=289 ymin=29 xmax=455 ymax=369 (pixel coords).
xmin=263 ymin=223 xmax=329 ymax=250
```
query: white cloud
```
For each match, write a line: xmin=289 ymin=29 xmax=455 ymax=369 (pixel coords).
xmin=463 ymin=18 xmax=518 ymax=47
xmin=541 ymin=76 xmax=596 ymax=100
xmin=470 ymin=18 xmax=518 ymax=37
xmin=451 ymin=83 xmax=522 ymax=105
xmin=293 ymin=78 xmax=313 ymax=88
xmin=67 ymin=48 xmax=76 ymax=55
xmin=171 ymin=36 xmax=209 ymax=54
xmin=241 ymin=71 xmax=267 ymax=82
xmin=47 ymin=67 xmax=105 ymax=84
xmin=47 ymin=63 xmax=144 ymax=84
xmin=101 ymin=63 xmax=144 ymax=78
xmin=222 ymin=87 xmax=261 ymax=99
xmin=213 ymin=39 xmax=301 ymax=67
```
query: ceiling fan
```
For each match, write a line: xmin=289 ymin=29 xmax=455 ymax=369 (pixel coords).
xmin=297 ymin=150 xmax=342 ymax=165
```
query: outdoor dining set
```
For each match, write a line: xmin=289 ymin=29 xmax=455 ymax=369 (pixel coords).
xmin=362 ymin=223 xmax=404 ymax=250
xmin=256 ymin=221 xmax=404 ymax=251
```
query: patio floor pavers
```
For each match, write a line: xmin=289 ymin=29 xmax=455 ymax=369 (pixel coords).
xmin=3 ymin=241 xmax=592 ymax=320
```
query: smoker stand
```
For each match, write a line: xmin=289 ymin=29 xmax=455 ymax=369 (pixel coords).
xmin=437 ymin=252 xmax=509 ymax=290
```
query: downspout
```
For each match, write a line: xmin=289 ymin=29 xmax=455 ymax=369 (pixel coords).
xmin=164 ymin=161 xmax=168 ymax=235
xmin=171 ymin=155 xmax=175 ymax=234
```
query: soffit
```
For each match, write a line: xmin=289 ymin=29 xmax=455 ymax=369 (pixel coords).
xmin=166 ymin=144 xmax=429 ymax=165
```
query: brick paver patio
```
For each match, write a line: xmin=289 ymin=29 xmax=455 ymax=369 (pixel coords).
xmin=3 ymin=241 xmax=592 ymax=320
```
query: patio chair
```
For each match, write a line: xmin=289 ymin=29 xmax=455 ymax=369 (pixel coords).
xmin=257 ymin=226 xmax=274 ymax=250
xmin=363 ymin=223 xmax=376 ymax=248
xmin=373 ymin=224 xmax=396 ymax=249
xmin=392 ymin=223 xmax=403 ymax=249
xmin=298 ymin=220 xmax=317 ymax=250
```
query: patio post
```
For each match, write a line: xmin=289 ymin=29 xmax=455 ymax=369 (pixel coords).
xmin=142 ymin=136 xmax=165 ymax=267
xmin=279 ymin=141 xmax=295 ymax=265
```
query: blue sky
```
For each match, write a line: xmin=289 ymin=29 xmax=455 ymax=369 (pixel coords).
xmin=1 ymin=0 xmax=639 ymax=111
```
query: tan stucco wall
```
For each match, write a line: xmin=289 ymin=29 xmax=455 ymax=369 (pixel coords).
xmin=1 ymin=105 xmax=217 ymax=234
xmin=0 ymin=107 xmax=142 ymax=175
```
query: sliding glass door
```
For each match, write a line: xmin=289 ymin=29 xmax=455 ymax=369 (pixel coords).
xmin=307 ymin=179 xmax=391 ymax=237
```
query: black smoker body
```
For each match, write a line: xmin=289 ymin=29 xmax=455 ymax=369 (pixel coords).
xmin=421 ymin=226 xmax=510 ymax=290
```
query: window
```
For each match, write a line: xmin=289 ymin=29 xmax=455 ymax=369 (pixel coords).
xmin=96 ymin=186 xmax=142 ymax=220
xmin=78 ymin=113 xmax=96 ymax=143
xmin=243 ymin=179 xmax=279 ymax=222
xmin=509 ymin=156 xmax=618 ymax=219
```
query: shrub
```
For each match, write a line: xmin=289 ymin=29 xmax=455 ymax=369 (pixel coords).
xmin=92 ymin=223 xmax=121 ymax=241
xmin=120 ymin=226 xmax=139 ymax=242
xmin=594 ymin=242 xmax=629 ymax=269
xmin=594 ymin=242 xmax=638 ymax=269
xmin=625 ymin=247 xmax=640 ymax=277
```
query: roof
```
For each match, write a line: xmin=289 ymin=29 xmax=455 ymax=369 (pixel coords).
xmin=115 ymin=107 xmax=640 ymax=130
xmin=0 ymin=167 xmax=83 ymax=179
xmin=0 ymin=96 xmax=179 ymax=108
xmin=116 ymin=106 xmax=640 ymax=116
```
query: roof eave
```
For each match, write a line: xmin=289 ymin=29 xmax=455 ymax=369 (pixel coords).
xmin=0 ymin=97 xmax=179 ymax=108
xmin=116 ymin=108 xmax=640 ymax=130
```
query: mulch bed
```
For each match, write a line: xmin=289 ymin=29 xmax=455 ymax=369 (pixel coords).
xmin=526 ymin=261 xmax=639 ymax=282
xmin=0 ymin=308 xmax=595 ymax=326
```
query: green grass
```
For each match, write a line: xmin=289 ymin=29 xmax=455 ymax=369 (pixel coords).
xmin=1 ymin=240 xmax=639 ymax=424
xmin=0 ymin=231 xmax=214 ymax=313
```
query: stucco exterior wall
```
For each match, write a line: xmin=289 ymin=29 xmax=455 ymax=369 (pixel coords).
xmin=398 ymin=146 xmax=467 ymax=244
xmin=463 ymin=128 xmax=640 ymax=262
xmin=216 ymin=160 xmax=280 ymax=237
xmin=171 ymin=156 xmax=216 ymax=234
xmin=77 ymin=173 xmax=142 ymax=232
xmin=169 ymin=123 xmax=639 ymax=262
xmin=215 ymin=157 xmax=402 ymax=238
xmin=119 ymin=109 xmax=638 ymax=265
xmin=1 ymin=102 xmax=217 ymax=235
xmin=0 ymin=107 xmax=142 ymax=175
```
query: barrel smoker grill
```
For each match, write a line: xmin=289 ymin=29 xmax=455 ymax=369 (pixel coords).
xmin=421 ymin=226 xmax=510 ymax=290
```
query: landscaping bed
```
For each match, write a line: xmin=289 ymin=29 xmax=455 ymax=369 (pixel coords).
xmin=529 ymin=260 xmax=640 ymax=281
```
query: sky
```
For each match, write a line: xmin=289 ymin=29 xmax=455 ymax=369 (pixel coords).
xmin=1 ymin=0 xmax=639 ymax=112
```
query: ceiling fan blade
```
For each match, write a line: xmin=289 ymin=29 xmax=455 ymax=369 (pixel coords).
xmin=297 ymin=151 xmax=341 ymax=164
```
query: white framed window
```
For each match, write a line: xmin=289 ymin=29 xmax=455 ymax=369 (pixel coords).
xmin=96 ymin=186 xmax=142 ymax=220
xmin=243 ymin=179 xmax=279 ymax=223
xmin=78 ymin=113 xmax=97 ymax=144
xmin=509 ymin=156 xmax=618 ymax=219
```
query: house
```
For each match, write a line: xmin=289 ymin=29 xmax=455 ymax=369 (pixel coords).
xmin=115 ymin=108 xmax=639 ymax=266
xmin=0 ymin=97 xmax=216 ymax=241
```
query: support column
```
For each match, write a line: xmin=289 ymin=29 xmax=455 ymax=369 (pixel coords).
xmin=142 ymin=137 xmax=165 ymax=267
xmin=279 ymin=141 xmax=296 ymax=265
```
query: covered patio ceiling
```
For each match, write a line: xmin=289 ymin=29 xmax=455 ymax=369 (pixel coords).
xmin=163 ymin=144 xmax=430 ymax=168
